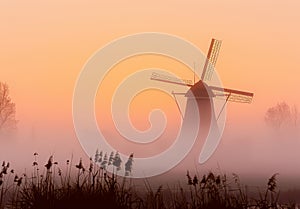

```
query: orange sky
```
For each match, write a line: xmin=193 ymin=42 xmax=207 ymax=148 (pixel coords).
xmin=1 ymin=1 xmax=300 ymax=179
xmin=1 ymin=1 xmax=300 ymax=121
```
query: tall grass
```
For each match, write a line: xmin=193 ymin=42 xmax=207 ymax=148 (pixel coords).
xmin=0 ymin=153 xmax=297 ymax=209
xmin=6 ymin=154 xmax=141 ymax=209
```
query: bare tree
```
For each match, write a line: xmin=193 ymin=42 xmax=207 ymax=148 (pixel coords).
xmin=291 ymin=104 xmax=298 ymax=126
xmin=265 ymin=102 xmax=291 ymax=130
xmin=264 ymin=102 xmax=298 ymax=130
xmin=0 ymin=82 xmax=17 ymax=131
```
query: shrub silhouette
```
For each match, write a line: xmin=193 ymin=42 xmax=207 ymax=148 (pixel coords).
xmin=0 ymin=153 xmax=296 ymax=209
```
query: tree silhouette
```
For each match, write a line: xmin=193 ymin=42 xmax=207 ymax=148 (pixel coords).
xmin=265 ymin=102 xmax=298 ymax=130
xmin=291 ymin=104 xmax=298 ymax=126
xmin=0 ymin=82 xmax=17 ymax=132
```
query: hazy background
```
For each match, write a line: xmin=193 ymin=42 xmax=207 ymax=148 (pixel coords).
xmin=0 ymin=0 xmax=300 ymax=189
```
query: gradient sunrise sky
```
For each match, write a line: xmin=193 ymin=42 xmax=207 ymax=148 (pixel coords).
xmin=1 ymin=1 xmax=300 ymax=184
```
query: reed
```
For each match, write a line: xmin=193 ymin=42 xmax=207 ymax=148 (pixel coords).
xmin=0 ymin=152 xmax=297 ymax=209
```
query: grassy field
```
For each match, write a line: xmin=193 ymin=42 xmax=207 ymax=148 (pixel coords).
xmin=0 ymin=153 xmax=298 ymax=209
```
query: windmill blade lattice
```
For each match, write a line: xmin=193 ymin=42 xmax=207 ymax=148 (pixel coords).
xmin=151 ymin=72 xmax=193 ymax=87
xmin=201 ymin=39 xmax=222 ymax=81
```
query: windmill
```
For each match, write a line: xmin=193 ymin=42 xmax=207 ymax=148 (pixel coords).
xmin=150 ymin=39 xmax=254 ymax=130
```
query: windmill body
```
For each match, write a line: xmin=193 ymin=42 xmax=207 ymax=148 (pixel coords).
xmin=150 ymin=38 xmax=254 ymax=162
xmin=151 ymin=38 xmax=254 ymax=124
xmin=184 ymin=80 xmax=216 ymax=139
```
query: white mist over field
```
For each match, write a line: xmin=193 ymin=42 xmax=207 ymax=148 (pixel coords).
xmin=1 ymin=106 xmax=299 ymax=190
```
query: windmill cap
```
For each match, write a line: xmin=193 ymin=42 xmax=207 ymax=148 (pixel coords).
xmin=185 ymin=80 xmax=213 ymax=98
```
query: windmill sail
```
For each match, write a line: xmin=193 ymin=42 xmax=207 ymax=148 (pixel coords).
xmin=210 ymin=85 xmax=254 ymax=103
xmin=151 ymin=72 xmax=193 ymax=87
xmin=201 ymin=39 xmax=222 ymax=81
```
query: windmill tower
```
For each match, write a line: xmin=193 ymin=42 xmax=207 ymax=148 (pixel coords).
xmin=150 ymin=39 xmax=254 ymax=158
